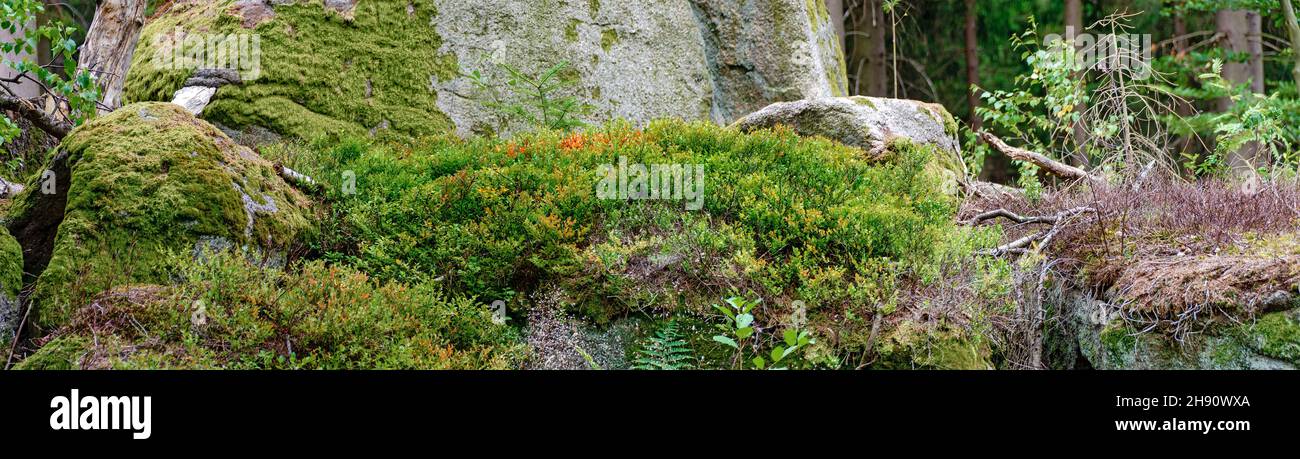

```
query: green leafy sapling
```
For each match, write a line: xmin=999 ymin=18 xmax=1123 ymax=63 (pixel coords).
xmin=712 ymin=296 xmax=815 ymax=370
xmin=466 ymin=60 xmax=592 ymax=134
xmin=712 ymin=296 xmax=757 ymax=369
xmin=752 ymin=327 xmax=814 ymax=370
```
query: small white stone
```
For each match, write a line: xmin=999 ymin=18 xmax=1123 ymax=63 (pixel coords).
xmin=171 ymin=86 xmax=217 ymax=116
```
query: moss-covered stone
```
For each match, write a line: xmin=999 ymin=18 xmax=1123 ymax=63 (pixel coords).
xmin=1 ymin=110 xmax=60 ymax=182
xmin=0 ymin=227 xmax=21 ymax=300
xmin=6 ymin=102 xmax=311 ymax=330
xmin=874 ymin=320 xmax=993 ymax=370
xmin=1077 ymin=308 xmax=1300 ymax=370
xmin=13 ymin=335 xmax=87 ymax=370
xmin=125 ymin=1 xmax=458 ymax=141
xmin=1234 ymin=309 xmax=1300 ymax=363
xmin=0 ymin=227 xmax=22 ymax=343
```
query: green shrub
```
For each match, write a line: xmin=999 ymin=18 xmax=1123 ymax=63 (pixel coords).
xmin=312 ymin=121 xmax=959 ymax=325
xmin=17 ymin=250 xmax=525 ymax=370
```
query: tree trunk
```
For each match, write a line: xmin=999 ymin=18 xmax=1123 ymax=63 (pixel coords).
xmin=862 ymin=0 xmax=889 ymax=97
xmin=1171 ymin=10 xmax=1197 ymax=158
xmin=825 ymin=0 xmax=845 ymax=52
xmin=1065 ymin=0 xmax=1083 ymax=36
xmin=964 ymin=0 xmax=981 ymax=131
xmin=1284 ymin=0 xmax=1300 ymax=91
xmin=78 ymin=0 xmax=149 ymax=113
xmin=1216 ymin=9 xmax=1263 ymax=172
xmin=1247 ymin=11 xmax=1265 ymax=94
xmin=1064 ymin=0 xmax=1088 ymax=166
xmin=1216 ymin=10 xmax=1251 ymax=112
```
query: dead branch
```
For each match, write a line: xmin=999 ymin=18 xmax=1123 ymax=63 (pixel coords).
xmin=0 ymin=94 xmax=72 ymax=138
xmin=972 ymin=206 xmax=1096 ymax=256
xmin=965 ymin=206 xmax=1095 ymax=226
xmin=274 ymin=163 xmax=320 ymax=193
xmin=978 ymin=131 xmax=1103 ymax=184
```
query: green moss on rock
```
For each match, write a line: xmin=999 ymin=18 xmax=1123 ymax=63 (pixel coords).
xmin=1235 ymin=310 xmax=1300 ymax=363
xmin=874 ymin=320 xmax=992 ymax=370
xmin=0 ymin=227 xmax=22 ymax=343
xmin=11 ymin=102 xmax=311 ymax=330
xmin=125 ymin=0 xmax=459 ymax=141
xmin=1086 ymin=311 xmax=1300 ymax=370
xmin=13 ymin=336 xmax=87 ymax=370
xmin=0 ymin=227 xmax=21 ymax=300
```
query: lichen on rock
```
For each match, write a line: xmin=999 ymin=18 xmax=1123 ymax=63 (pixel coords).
xmin=5 ymin=102 xmax=311 ymax=330
xmin=734 ymin=96 xmax=962 ymax=156
xmin=690 ymin=0 xmax=850 ymax=121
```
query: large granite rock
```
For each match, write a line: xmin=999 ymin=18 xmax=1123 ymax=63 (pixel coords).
xmin=123 ymin=0 xmax=848 ymax=140
xmin=733 ymin=96 xmax=961 ymax=157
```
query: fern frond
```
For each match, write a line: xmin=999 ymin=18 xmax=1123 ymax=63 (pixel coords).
xmin=632 ymin=320 xmax=694 ymax=370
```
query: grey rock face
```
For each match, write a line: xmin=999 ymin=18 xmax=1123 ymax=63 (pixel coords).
xmin=129 ymin=0 xmax=848 ymax=139
xmin=1060 ymin=291 xmax=1300 ymax=370
xmin=431 ymin=0 xmax=715 ymax=137
xmin=432 ymin=0 xmax=849 ymax=136
xmin=690 ymin=0 xmax=849 ymax=121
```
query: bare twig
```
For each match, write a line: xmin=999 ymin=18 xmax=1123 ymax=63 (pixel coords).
xmin=979 ymin=131 xmax=1103 ymax=184
xmin=972 ymin=207 xmax=1096 ymax=256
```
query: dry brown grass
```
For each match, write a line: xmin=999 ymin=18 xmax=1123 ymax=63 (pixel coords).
xmin=962 ymin=176 xmax=1300 ymax=336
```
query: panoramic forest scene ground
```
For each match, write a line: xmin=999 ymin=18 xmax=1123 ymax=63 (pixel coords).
xmin=1 ymin=0 xmax=1298 ymax=371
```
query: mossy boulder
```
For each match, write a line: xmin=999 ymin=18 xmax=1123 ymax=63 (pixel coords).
xmin=5 ymin=102 xmax=312 ymax=330
xmin=123 ymin=0 xmax=848 ymax=140
xmin=0 ymin=227 xmax=22 ymax=343
xmin=734 ymin=97 xmax=962 ymax=156
xmin=1068 ymin=296 xmax=1300 ymax=370
xmin=733 ymin=97 xmax=966 ymax=194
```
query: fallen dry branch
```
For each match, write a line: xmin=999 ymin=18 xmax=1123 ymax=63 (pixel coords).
xmin=274 ymin=163 xmax=320 ymax=193
xmin=965 ymin=206 xmax=1095 ymax=226
xmin=970 ymin=206 xmax=1096 ymax=256
xmin=978 ymin=132 xmax=1103 ymax=184
xmin=0 ymin=95 xmax=72 ymax=138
